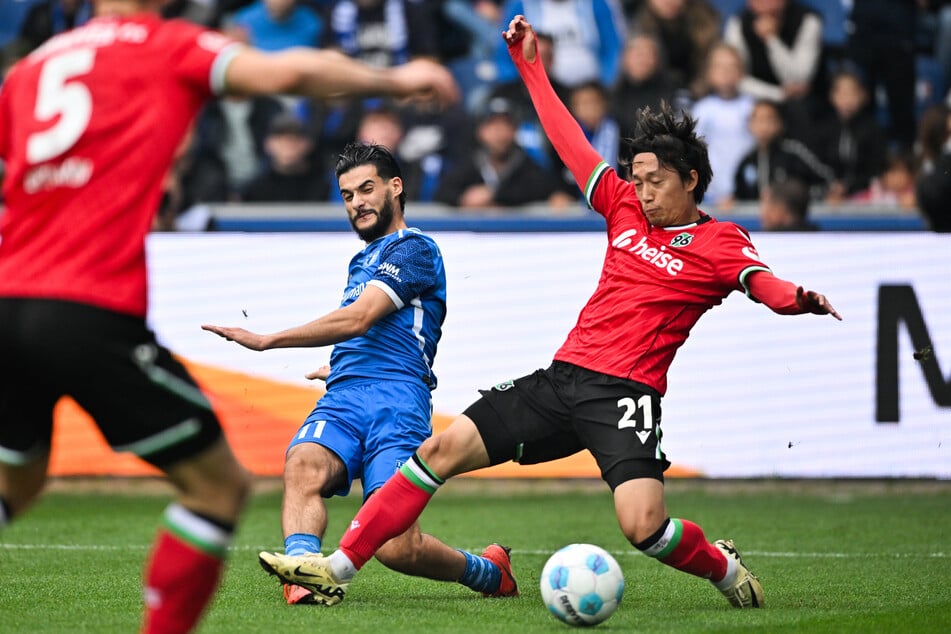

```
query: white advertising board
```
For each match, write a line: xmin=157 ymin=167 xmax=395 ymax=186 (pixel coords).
xmin=147 ymin=232 xmax=950 ymax=478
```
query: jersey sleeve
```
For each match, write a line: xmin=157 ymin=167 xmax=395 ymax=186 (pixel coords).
xmin=746 ymin=270 xmax=804 ymax=314
xmin=368 ymin=235 xmax=439 ymax=309
xmin=711 ymin=223 xmax=773 ymax=297
xmin=507 ymin=37 xmax=644 ymax=226
xmin=166 ymin=21 xmax=242 ymax=98
xmin=508 ymin=37 xmax=604 ymax=199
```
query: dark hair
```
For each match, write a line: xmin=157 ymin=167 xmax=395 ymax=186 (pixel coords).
xmin=768 ymin=179 xmax=810 ymax=221
xmin=619 ymin=103 xmax=712 ymax=204
xmin=335 ymin=142 xmax=406 ymax=208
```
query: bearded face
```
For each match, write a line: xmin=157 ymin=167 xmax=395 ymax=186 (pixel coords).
xmin=350 ymin=189 xmax=396 ymax=242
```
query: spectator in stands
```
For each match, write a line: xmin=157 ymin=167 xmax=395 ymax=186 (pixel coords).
xmin=439 ymin=1 xmax=504 ymax=113
xmin=569 ymin=81 xmax=621 ymax=171
xmin=733 ymin=99 xmax=834 ymax=202
xmin=354 ymin=105 xmax=405 ymax=157
xmin=16 ymin=0 xmax=92 ymax=52
xmin=915 ymin=102 xmax=951 ymax=231
xmin=157 ymin=127 xmax=230 ymax=232
xmin=611 ymin=33 xmax=679 ymax=137
xmin=916 ymin=102 xmax=951 ymax=174
xmin=930 ymin=1 xmax=951 ymax=102
xmin=161 ymin=0 xmax=220 ymax=26
xmin=723 ymin=0 xmax=827 ymax=141
xmin=191 ymin=93 xmax=286 ymax=199
xmin=354 ymin=104 xmax=446 ymax=203
xmin=242 ymin=112 xmax=331 ymax=203
xmin=325 ymin=0 xmax=441 ymax=68
xmin=395 ymin=93 xmax=473 ymax=202
xmin=485 ymin=30 xmax=567 ymax=171
xmin=625 ymin=0 xmax=720 ymax=99
xmin=493 ymin=0 xmax=627 ymax=90
xmin=759 ymin=178 xmax=818 ymax=231
xmin=691 ymin=42 xmax=755 ymax=207
xmin=849 ymin=150 xmax=916 ymax=211
xmin=229 ymin=0 xmax=324 ymax=51
xmin=811 ymin=69 xmax=887 ymax=203
xmin=845 ymin=0 xmax=917 ymax=150
xmin=434 ymin=97 xmax=575 ymax=210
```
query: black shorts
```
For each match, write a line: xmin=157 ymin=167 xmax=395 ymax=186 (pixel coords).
xmin=464 ymin=360 xmax=670 ymax=489
xmin=0 ymin=298 xmax=222 ymax=468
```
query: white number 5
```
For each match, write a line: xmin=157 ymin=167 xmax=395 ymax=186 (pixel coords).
xmin=27 ymin=48 xmax=95 ymax=165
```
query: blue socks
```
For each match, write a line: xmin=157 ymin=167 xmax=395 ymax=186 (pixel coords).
xmin=457 ymin=550 xmax=501 ymax=593
xmin=284 ymin=533 xmax=321 ymax=556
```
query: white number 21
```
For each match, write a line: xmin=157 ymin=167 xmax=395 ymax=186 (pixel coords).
xmin=27 ymin=48 xmax=95 ymax=165
xmin=617 ymin=395 xmax=656 ymax=445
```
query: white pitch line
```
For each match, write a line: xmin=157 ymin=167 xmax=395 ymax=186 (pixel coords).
xmin=1 ymin=544 xmax=947 ymax=559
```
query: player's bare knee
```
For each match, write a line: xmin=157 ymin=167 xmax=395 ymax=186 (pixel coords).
xmin=618 ymin=508 xmax=668 ymax=545
xmin=416 ymin=422 xmax=483 ymax=478
xmin=283 ymin=446 xmax=340 ymax=496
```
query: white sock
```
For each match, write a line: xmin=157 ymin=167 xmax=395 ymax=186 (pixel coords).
xmin=328 ymin=550 xmax=358 ymax=581
xmin=713 ymin=555 xmax=739 ymax=590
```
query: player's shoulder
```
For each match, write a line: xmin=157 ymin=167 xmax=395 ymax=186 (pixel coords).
xmin=389 ymin=228 xmax=440 ymax=251
xmin=151 ymin=16 xmax=231 ymax=52
xmin=698 ymin=214 xmax=754 ymax=242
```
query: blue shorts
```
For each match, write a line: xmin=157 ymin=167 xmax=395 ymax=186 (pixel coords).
xmin=288 ymin=378 xmax=433 ymax=500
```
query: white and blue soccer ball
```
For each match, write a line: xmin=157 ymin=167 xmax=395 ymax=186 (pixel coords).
xmin=540 ymin=543 xmax=625 ymax=627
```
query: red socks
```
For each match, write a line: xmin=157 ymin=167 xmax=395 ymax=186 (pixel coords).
xmin=141 ymin=505 xmax=233 ymax=634
xmin=638 ymin=518 xmax=728 ymax=582
xmin=339 ymin=469 xmax=435 ymax=569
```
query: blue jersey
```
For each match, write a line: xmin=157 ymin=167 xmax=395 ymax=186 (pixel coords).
xmin=327 ymin=228 xmax=446 ymax=390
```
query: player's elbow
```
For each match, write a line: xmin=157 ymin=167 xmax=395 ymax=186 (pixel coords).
xmin=225 ymin=48 xmax=309 ymax=96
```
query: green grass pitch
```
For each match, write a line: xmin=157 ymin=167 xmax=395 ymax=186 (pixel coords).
xmin=1 ymin=479 xmax=949 ymax=633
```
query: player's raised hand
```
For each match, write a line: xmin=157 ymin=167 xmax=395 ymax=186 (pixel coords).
xmin=503 ymin=14 xmax=537 ymax=64
xmin=796 ymin=287 xmax=842 ymax=320
xmin=388 ymin=59 xmax=460 ymax=107
xmin=202 ymin=324 xmax=269 ymax=351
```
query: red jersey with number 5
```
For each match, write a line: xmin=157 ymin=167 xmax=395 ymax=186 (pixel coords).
xmin=0 ymin=15 xmax=239 ymax=316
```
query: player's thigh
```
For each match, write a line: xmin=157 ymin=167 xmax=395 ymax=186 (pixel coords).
xmin=283 ymin=442 xmax=349 ymax=497
xmin=464 ymin=366 xmax=581 ymax=466
xmin=0 ymin=299 xmax=62 ymax=466
xmin=164 ymin=436 xmax=250 ymax=520
xmin=287 ymin=382 xmax=373 ymax=498
xmin=362 ymin=381 xmax=432 ymax=497
xmin=569 ymin=367 xmax=670 ymax=490
xmin=57 ymin=303 xmax=224 ymax=468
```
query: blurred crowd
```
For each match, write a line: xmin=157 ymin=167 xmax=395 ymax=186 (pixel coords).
xmin=2 ymin=0 xmax=950 ymax=231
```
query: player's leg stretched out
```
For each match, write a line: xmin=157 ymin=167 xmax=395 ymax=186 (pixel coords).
xmin=258 ymin=409 xmax=517 ymax=606
xmin=616 ymin=478 xmax=763 ymax=608
xmin=258 ymin=414 xmax=501 ymax=605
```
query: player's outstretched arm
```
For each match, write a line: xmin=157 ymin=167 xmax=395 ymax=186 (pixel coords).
xmin=503 ymin=15 xmax=603 ymax=186
xmin=202 ymin=285 xmax=398 ymax=350
xmin=747 ymin=271 xmax=842 ymax=320
xmin=224 ymin=47 xmax=459 ymax=107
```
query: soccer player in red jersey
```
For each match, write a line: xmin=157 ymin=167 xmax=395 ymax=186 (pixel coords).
xmin=0 ymin=1 xmax=456 ymax=632
xmin=255 ymin=14 xmax=842 ymax=609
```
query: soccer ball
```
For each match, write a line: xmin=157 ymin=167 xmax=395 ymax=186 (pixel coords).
xmin=540 ymin=543 xmax=625 ymax=627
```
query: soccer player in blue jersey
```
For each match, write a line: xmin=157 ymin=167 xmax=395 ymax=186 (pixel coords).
xmin=202 ymin=142 xmax=517 ymax=605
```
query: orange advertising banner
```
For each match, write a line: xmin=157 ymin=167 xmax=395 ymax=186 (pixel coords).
xmin=49 ymin=359 xmax=700 ymax=478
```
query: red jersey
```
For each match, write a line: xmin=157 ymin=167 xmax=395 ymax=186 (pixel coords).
xmin=0 ymin=15 xmax=239 ymax=316
xmin=555 ymin=164 xmax=770 ymax=394
xmin=511 ymin=40 xmax=771 ymax=395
